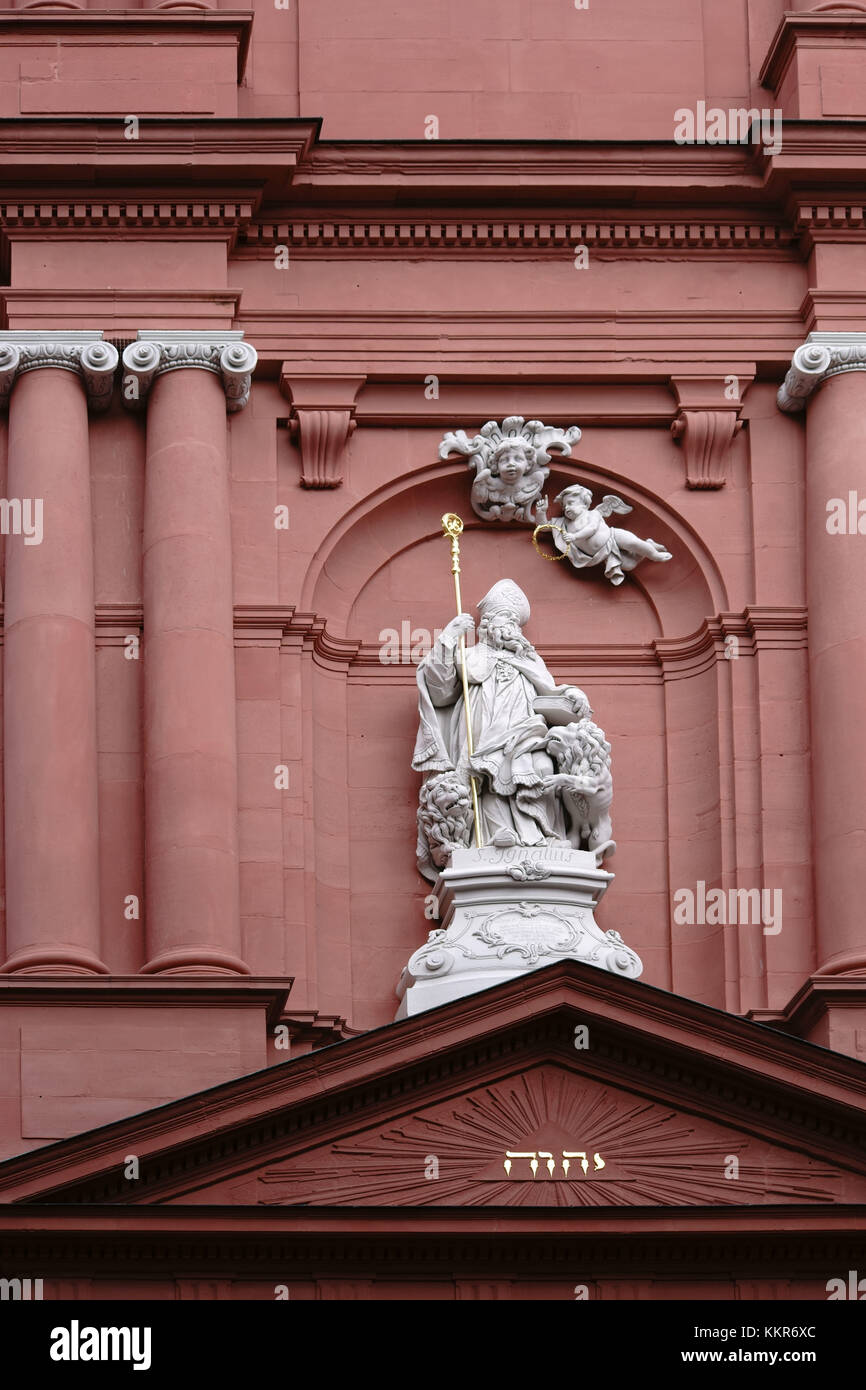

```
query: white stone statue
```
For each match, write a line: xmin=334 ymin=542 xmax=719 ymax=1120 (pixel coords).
xmin=412 ymin=578 xmax=614 ymax=880
xmin=439 ymin=417 xmax=581 ymax=523
xmin=538 ymin=485 xmax=672 ymax=586
xmin=400 ymin=576 xmax=643 ymax=1016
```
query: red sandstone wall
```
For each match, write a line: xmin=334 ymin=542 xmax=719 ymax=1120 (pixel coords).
xmin=0 ymin=0 xmax=783 ymax=138
xmin=1 ymin=0 xmax=860 ymax=1153
xmin=73 ymin=369 xmax=812 ymax=1032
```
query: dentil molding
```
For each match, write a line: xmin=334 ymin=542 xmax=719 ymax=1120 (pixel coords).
xmin=778 ymin=333 xmax=866 ymax=412
xmin=122 ymin=331 xmax=257 ymax=413
xmin=0 ymin=330 xmax=118 ymax=412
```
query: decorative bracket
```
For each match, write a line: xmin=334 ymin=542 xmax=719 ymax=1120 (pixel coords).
xmin=669 ymin=374 xmax=751 ymax=489
xmin=279 ymin=371 xmax=365 ymax=488
xmin=777 ymin=333 xmax=866 ymax=413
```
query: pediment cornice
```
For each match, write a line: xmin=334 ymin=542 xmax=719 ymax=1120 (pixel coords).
xmin=1 ymin=963 xmax=865 ymax=1209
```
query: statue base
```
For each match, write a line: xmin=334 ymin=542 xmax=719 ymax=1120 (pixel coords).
xmin=395 ymin=841 xmax=643 ymax=1019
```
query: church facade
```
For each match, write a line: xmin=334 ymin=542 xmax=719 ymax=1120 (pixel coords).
xmin=0 ymin=0 xmax=865 ymax=1300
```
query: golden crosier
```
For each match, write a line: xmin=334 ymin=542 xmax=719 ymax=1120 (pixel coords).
xmin=439 ymin=513 xmax=483 ymax=848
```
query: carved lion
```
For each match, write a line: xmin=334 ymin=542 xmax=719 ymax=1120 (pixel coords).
xmin=416 ymin=771 xmax=474 ymax=880
xmin=543 ymin=720 xmax=614 ymax=855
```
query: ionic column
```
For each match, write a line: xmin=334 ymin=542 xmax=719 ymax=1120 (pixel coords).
xmin=779 ymin=334 xmax=866 ymax=974
xmin=123 ymin=331 xmax=256 ymax=975
xmin=0 ymin=332 xmax=117 ymax=974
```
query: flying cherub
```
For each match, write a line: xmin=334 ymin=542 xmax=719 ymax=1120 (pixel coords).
xmin=542 ymin=484 xmax=672 ymax=585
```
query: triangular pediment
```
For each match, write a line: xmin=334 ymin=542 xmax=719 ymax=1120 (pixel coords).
xmin=247 ymin=1062 xmax=856 ymax=1208
xmin=2 ymin=962 xmax=866 ymax=1210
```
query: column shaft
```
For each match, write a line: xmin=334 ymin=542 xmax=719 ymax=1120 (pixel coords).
xmin=141 ymin=366 xmax=246 ymax=974
xmin=1 ymin=367 xmax=105 ymax=974
xmin=805 ymin=370 xmax=866 ymax=971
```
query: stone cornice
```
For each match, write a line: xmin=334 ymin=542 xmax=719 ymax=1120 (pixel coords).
xmin=1 ymin=1204 xmax=861 ymax=1239
xmin=0 ymin=1205 xmax=863 ymax=1279
xmin=0 ymin=287 xmax=242 ymax=335
xmin=244 ymin=215 xmax=795 ymax=258
xmin=122 ymin=331 xmax=257 ymax=413
xmin=350 ymin=643 xmax=661 ymax=686
xmin=279 ymin=1009 xmax=361 ymax=1047
xmin=790 ymin=200 xmax=866 ymax=251
xmin=0 ymin=329 xmax=117 ymax=410
xmin=0 ymin=119 xmax=320 ymax=202
xmin=0 ymin=203 xmax=798 ymax=257
xmin=0 ymin=123 xmax=863 ymax=209
xmin=299 ymin=141 xmax=760 ymax=191
xmin=0 ymin=976 xmax=291 ymax=1030
xmin=759 ymin=10 xmax=866 ymax=94
xmin=778 ymin=333 xmax=866 ymax=412
xmin=654 ymin=609 xmax=808 ymax=678
xmin=230 ymin=608 xmax=363 ymax=670
xmin=241 ymin=610 xmax=805 ymax=679
xmin=1 ymin=199 xmax=254 ymax=244
xmin=751 ymin=975 xmax=866 ymax=1040
xmin=2 ymin=607 xmax=809 ymax=671
xmin=282 ymin=612 xmax=363 ymax=671
xmin=307 ymin=126 xmax=866 ymax=201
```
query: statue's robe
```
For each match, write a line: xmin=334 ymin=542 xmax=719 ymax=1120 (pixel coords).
xmin=413 ymin=626 xmax=568 ymax=845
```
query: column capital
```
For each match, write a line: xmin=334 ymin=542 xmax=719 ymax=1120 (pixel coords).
xmin=778 ymin=332 xmax=866 ymax=413
xmin=0 ymin=330 xmax=118 ymax=413
xmin=122 ymin=331 xmax=257 ymax=413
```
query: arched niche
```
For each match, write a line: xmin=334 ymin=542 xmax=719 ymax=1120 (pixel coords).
xmin=296 ymin=461 xmax=732 ymax=1026
xmin=304 ymin=461 xmax=726 ymax=646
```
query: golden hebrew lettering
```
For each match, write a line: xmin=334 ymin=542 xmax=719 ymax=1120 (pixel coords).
xmin=504 ymin=1150 xmax=537 ymax=1176
xmin=503 ymin=1148 xmax=605 ymax=1177
xmin=562 ymin=1149 xmax=587 ymax=1175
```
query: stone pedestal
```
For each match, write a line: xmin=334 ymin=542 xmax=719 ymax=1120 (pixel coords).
xmin=396 ymin=842 xmax=642 ymax=1018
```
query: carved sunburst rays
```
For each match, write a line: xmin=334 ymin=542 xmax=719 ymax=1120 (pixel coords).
xmin=257 ymin=1067 xmax=840 ymax=1209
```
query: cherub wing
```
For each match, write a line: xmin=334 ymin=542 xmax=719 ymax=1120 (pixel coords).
xmin=471 ymin=471 xmax=494 ymax=504
xmin=596 ymin=494 xmax=632 ymax=518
